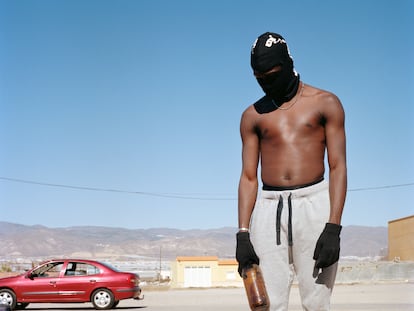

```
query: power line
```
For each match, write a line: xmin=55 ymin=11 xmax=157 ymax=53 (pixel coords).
xmin=1 ymin=176 xmax=414 ymax=200
xmin=0 ymin=177 xmax=234 ymax=201
xmin=348 ymin=183 xmax=414 ymax=192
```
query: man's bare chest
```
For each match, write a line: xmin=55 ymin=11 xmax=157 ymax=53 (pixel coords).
xmin=255 ymin=110 xmax=325 ymax=142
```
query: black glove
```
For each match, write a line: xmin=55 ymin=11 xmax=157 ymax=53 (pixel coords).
xmin=313 ymin=223 xmax=342 ymax=269
xmin=236 ymin=231 xmax=259 ymax=277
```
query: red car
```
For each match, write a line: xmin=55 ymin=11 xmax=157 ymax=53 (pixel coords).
xmin=0 ymin=259 xmax=143 ymax=310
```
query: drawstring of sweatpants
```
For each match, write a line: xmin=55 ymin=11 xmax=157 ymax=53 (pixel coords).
xmin=276 ymin=193 xmax=293 ymax=246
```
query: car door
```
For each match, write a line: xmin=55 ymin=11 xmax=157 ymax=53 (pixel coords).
xmin=19 ymin=261 xmax=64 ymax=302
xmin=57 ymin=261 xmax=101 ymax=301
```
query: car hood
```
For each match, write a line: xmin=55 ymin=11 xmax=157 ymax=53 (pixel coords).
xmin=0 ymin=274 xmax=25 ymax=282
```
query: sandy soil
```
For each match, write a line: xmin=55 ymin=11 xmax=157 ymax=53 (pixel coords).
xmin=11 ymin=282 xmax=413 ymax=311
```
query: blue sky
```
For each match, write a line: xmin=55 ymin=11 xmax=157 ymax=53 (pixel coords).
xmin=1 ymin=0 xmax=413 ymax=230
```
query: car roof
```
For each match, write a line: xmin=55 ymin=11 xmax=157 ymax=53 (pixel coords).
xmin=39 ymin=258 xmax=105 ymax=265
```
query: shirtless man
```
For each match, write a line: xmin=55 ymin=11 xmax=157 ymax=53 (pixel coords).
xmin=236 ymin=32 xmax=347 ymax=311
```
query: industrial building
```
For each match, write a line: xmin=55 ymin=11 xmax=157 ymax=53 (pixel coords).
xmin=170 ymin=256 xmax=241 ymax=288
xmin=388 ymin=215 xmax=414 ymax=261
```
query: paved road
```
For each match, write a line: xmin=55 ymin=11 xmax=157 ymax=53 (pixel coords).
xmin=23 ymin=282 xmax=414 ymax=311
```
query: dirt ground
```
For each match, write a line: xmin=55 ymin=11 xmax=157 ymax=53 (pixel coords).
xmin=326 ymin=282 xmax=414 ymax=311
xmin=18 ymin=282 xmax=414 ymax=311
xmin=138 ymin=283 xmax=414 ymax=311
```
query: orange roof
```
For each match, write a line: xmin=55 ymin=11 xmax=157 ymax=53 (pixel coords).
xmin=176 ymin=256 xmax=218 ymax=262
xmin=388 ymin=214 xmax=414 ymax=224
xmin=218 ymin=259 xmax=238 ymax=266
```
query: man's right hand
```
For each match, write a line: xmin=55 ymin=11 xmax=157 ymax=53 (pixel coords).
xmin=236 ymin=231 xmax=260 ymax=277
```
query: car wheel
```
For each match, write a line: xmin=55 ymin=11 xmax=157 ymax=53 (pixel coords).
xmin=0 ymin=289 xmax=17 ymax=310
xmin=91 ymin=289 xmax=115 ymax=310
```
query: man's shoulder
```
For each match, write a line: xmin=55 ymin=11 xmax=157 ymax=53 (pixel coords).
xmin=241 ymin=96 xmax=275 ymax=118
xmin=304 ymin=83 xmax=344 ymax=116
xmin=252 ymin=95 xmax=276 ymax=114
xmin=305 ymin=83 xmax=339 ymax=101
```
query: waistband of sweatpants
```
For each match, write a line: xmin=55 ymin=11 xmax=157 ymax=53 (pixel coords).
xmin=261 ymin=178 xmax=328 ymax=199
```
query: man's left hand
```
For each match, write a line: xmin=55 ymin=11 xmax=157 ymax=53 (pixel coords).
xmin=313 ymin=223 xmax=342 ymax=268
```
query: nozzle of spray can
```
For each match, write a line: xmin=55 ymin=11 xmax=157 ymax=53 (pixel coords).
xmin=242 ymin=264 xmax=269 ymax=311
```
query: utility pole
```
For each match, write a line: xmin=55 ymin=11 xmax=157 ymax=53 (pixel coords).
xmin=158 ymin=246 xmax=162 ymax=285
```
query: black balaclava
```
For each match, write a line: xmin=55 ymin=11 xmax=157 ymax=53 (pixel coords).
xmin=251 ymin=32 xmax=300 ymax=105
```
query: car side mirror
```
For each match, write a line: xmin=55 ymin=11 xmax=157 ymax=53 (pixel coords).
xmin=27 ymin=272 xmax=36 ymax=280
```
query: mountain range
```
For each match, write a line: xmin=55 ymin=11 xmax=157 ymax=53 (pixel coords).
xmin=0 ymin=222 xmax=388 ymax=261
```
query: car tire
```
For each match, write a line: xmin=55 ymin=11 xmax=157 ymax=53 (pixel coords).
xmin=91 ymin=289 xmax=115 ymax=310
xmin=0 ymin=289 xmax=16 ymax=310
xmin=112 ymin=300 xmax=119 ymax=308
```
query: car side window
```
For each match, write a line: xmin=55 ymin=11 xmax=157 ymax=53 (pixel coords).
xmin=85 ymin=264 xmax=100 ymax=275
xmin=64 ymin=262 xmax=100 ymax=276
xmin=32 ymin=262 xmax=64 ymax=278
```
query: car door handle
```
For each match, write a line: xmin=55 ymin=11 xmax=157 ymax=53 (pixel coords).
xmin=89 ymin=279 xmax=96 ymax=283
xmin=50 ymin=281 xmax=57 ymax=285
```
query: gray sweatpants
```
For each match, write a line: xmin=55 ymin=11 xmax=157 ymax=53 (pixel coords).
xmin=250 ymin=180 xmax=338 ymax=311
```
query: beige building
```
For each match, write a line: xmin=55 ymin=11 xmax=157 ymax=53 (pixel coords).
xmin=388 ymin=215 xmax=414 ymax=261
xmin=170 ymin=256 xmax=242 ymax=288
